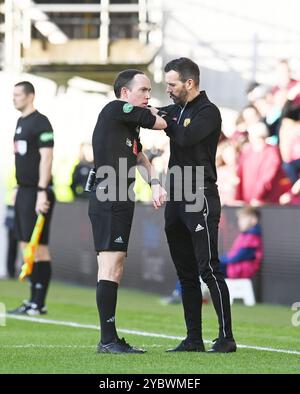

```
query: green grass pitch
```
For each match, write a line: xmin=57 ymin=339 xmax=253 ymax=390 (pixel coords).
xmin=0 ymin=279 xmax=300 ymax=374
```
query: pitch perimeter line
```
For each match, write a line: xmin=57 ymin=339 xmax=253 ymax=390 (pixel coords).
xmin=4 ymin=314 xmax=300 ymax=356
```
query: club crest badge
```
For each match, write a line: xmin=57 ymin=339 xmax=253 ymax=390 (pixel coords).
xmin=184 ymin=118 xmax=191 ymax=127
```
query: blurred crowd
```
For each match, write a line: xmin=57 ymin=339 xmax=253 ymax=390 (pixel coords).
xmin=216 ymin=59 xmax=300 ymax=207
xmin=143 ymin=59 xmax=300 ymax=207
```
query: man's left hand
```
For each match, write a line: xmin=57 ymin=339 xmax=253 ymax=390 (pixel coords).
xmin=151 ymin=184 xmax=167 ymax=210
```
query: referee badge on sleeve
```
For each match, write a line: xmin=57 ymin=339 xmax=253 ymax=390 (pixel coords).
xmin=123 ymin=103 xmax=134 ymax=113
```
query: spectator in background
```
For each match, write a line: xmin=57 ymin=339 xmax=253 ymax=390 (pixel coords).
xmin=71 ymin=142 xmax=93 ymax=199
xmin=216 ymin=138 xmax=240 ymax=206
xmin=161 ymin=278 xmax=210 ymax=305
xmin=271 ymin=60 xmax=300 ymax=107
xmin=230 ymin=113 xmax=249 ymax=152
xmin=280 ymin=178 xmax=300 ymax=205
xmin=279 ymin=92 xmax=300 ymax=183
xmin=242 ymin=105 xmax=262 ymax=129
xmin=220 ymin=206 xmax=263 ymax=279
xmin=160 ymin=280 xmax=182 ymax=305
xmin=236 ymin=122 xmax=290 ymax=205
xmin=247 ymin=83 xmax=280 ymax=140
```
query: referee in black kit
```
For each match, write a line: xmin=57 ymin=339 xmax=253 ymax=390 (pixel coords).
xmin=9 ymin=81 xmax=55 ymax=316
xmin=155 ymin=58 xmax=236 ymax=353
xmin=88 ymin=70 xmax=167 ymax=354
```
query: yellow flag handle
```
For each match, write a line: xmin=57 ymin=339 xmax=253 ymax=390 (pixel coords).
xmin=19 ymin=214 xmax=46 ymax=281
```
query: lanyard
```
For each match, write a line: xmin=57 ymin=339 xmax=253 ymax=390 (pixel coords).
xmin=177 ymin=102 xmax=188 ymax=125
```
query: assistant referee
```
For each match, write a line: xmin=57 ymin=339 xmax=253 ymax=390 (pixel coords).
xmin=89 ymin=69 xmax=167 ymax=354
xmin=9 ymin=81 xmax=55 ymax=316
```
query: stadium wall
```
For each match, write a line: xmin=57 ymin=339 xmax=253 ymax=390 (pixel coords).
xmin=50 ymin=201 xmax=300 ymax=306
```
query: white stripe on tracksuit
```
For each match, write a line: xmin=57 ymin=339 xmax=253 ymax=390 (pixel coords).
xmin=203 ymin=194 xmax=226 ymax=338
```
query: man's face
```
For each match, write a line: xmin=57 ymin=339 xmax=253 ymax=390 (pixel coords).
xmin=165 ymin=70 xmax=189 ymax=106
xmin=124 ymin=74 xmax=151 ymax=107
xmin=13 ymin=86 xmax=33 ymax=111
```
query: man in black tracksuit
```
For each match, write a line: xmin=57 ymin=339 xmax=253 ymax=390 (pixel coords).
xmin=156 ymin=58 xmax=236 ymax=353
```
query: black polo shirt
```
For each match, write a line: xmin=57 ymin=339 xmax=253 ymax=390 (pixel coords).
xmin=14 ymin=110 xmax=54 ymax=187
xmin=92 ymin=100 xmax=156 ymax=182
xmin=162 ymin=91 xmax=221 ymax=191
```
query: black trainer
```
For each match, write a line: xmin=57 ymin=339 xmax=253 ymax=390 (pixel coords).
xmin=166 ymin=338 xmax=205 ymax=352
xmin=7 ymin=300 xmax=32 ymax=315
xmin=97 ymin=337 xmax=146 ymax=354
xmin=207 ymin=337 xmax=237 ymax=353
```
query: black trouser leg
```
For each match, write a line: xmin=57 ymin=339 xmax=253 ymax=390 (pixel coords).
xmin=191 ymin=194 xmax=233 ymax=339
xmin=165 ymin=208 xmax=203 ymax=341
xmin=7 ymin=229 xmax=18 ymax=278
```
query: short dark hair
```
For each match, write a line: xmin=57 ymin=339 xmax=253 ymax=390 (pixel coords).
xmin=113 ymin=69 xmax=145 ymax=98
xmin=14 ymin=81 xmax=35 ymax=95
xmin=164 ymin=57 xmax=200 ymax=87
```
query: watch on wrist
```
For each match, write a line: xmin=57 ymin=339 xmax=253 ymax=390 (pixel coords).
xmin=37 ymin=186 xmax=47 ymax=192
xmin=150 ymin=178 xmax=161 ymax=186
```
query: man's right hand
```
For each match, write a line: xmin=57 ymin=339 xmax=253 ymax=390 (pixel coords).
xmin=151 ymin=184 xmax=167 ymax=210
xmin=148 ymin=106 xmax=159 ymax=116
xmin=35 ymin=190 xmax=50 ymax=215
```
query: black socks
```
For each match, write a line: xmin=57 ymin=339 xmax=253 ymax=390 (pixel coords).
xmin=30 ymin=261 xmax=52 ymax=308
xmin=29 ymin=262 xmax=38 ymax=304
xmin=96 ymin=280 xmax=119 ymax=344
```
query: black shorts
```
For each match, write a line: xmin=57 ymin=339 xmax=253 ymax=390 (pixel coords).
xmin=14 ymin=186 xmax=55 ymax=245
xmin=88 ymin=191 xmax=134 ymax=253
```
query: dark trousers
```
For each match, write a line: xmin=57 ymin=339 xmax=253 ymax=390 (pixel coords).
xmin=165 ymin=189 xmax=233 ymax=339
xmin=7 ymin=229 xmax=18 ymax=278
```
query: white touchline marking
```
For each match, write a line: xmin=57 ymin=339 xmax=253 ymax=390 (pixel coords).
xmin=1 ymin=345 xmax=94 ymax=348
xmin=4 ymin=315 xmax=300 ymax=356
xmin=1 ymin=344 xmax=164 ymax=349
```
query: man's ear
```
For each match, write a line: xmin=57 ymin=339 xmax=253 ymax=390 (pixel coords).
xmin=186 ymin=79 xmax=194 ymax=91
xmin=120 ymin=86 xmax=129 ymax=100
xmin=28 ymin=92 xmax=35 ymax=102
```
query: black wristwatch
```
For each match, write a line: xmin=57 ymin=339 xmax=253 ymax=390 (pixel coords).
xmin=37 ymin=186 xmax=47 ymax=192
xmin=149 ymin=178 xmax=161 ymax=186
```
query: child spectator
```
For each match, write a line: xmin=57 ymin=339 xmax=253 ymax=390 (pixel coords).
xmin=220 ymin=206 xmax=263 ymax=279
